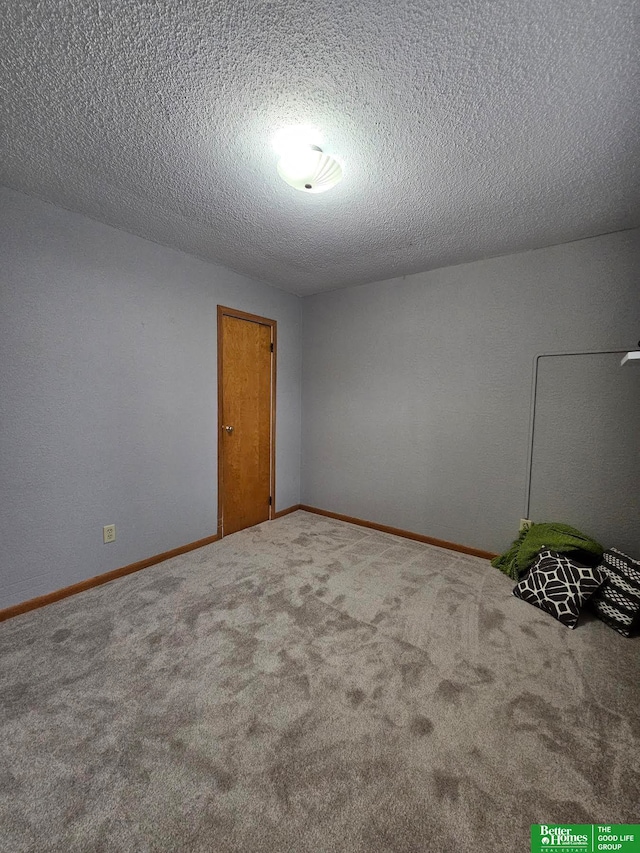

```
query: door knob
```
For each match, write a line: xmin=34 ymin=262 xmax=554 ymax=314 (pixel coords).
xmin=223 ymin=425 xmax=234 ymax=434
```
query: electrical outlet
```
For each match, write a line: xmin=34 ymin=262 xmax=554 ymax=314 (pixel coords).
xmin=519 ymin=518 xmax=533 ymax=532
xmin=103 ymin=524 xmax=116 ymax=544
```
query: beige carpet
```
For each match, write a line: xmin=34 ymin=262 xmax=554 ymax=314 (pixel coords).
xmin=1 ymin=510 xmax=638 ymax=852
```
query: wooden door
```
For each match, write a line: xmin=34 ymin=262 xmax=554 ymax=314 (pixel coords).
xmin=218 ymin=306 xmax=276 ymax=537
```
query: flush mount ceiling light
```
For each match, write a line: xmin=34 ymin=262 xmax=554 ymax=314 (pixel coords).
xmin=272 ymin=127 xmax=343 ymax=194
xmin=276 ymin=145 xmax=343 ymax=194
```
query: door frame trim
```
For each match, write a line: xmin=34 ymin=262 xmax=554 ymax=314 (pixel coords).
xmin=217 ymin=305 xmax=277 ymax=539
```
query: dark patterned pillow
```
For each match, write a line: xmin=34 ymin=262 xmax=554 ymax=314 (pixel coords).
xmin=513 ymin=549 xmax=603 ymax=628
xmin=590 ymin=548 xmax=640 ymax=637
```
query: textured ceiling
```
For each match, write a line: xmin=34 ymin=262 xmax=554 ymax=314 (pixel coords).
xmin=1 ymin=0 xmax=639 ymax=295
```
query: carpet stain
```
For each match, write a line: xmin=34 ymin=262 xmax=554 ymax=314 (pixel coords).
xmin=0 ymin=682 xmax=28 ymax=719
xmin=145 ymin=576 xmax=183 ymax=595
xmin=474 ymin=665 xmax=495 ymax=684
xmin=51 ymin=628 xmax=71 ymax=643
xmin=246 ymin=716 xmax=270 ymax=738
xmin=433 ymin=771 xmax=460 ymax=801
xmin=328 ymin=611 xmax=359 ymax=632
xmin=346 ymin=688 xmax=366 ymax=707
xmin=280 ymin=711 xmax=314 ymax=747
xmin=277 ymin=649 xmax=307 ymax=676
xmin=400 ymin=660 xmax=428 ymax=687
xmin=211 ymin=766 xmax=236 ymax=792
xmin=480 ymin=607 xmax=506 ymax=633
xmin=435 ymin=679 xmax=471 ymax=705
xmin=409 ymin=715 xmax=434 ymax=736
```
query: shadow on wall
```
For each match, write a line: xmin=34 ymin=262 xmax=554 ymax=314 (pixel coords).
xmin=529 ymin=350 xmax=640 ymax=555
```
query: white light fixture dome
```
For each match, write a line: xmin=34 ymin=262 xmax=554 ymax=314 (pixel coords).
xmin=276 ymin=144 xmax=343 ymax=194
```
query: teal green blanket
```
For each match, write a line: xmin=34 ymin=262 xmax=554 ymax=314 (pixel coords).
xmin=491 ymin=522 xmax=603 ymax=580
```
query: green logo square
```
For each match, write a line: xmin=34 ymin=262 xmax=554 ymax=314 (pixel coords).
xmin=531 ymin=825 xmax=640 ymax=853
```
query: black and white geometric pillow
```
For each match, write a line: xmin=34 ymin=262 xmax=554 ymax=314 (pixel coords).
xmin=513 ymin=549 xmax=604 ymax=629
xmin=590 ymin=548 xmax=640 ymax=637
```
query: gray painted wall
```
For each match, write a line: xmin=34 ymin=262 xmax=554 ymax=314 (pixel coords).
xmin=301 ymin=229 xmax=640 ymax=555
xmin=1 ymin=187 xmax=302 ymax=610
